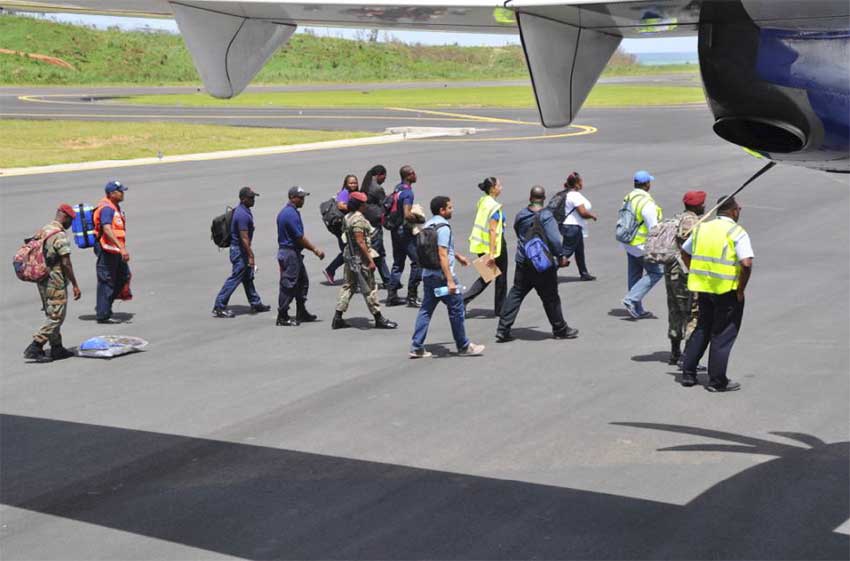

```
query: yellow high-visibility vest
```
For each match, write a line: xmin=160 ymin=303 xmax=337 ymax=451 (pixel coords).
xmin=625 ymin=189 xmax=662 ymax=246
xmin=468 ymin=195 xmax=504 ymax=257
xmin=687 ymin=218 xmax=747 ymax=294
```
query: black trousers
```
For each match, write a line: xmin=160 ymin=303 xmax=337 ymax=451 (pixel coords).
xmin=278 ymin=248 xmax=309 ymax=315
xmin=497 ymin=261 xmax=567 ymax=337
xmin=559 ymin=224 xmax=589 ymax=276
xmin=681 ymin=291 xmax=745 ymax=387
xmin=463 ymin=236 xmax=508 ymax=316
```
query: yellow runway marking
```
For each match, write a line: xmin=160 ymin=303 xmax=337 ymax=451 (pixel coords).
xmin=423 ymin=124 xmax=597 ymax=142
xmin=386 ymin=106 xmax=536 ymax=125
xmin=1 ymin=112 xmax=482 ymax=123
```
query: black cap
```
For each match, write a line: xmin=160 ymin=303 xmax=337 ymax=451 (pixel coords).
xmin=239 ymin=186 xmax=259 ymax=199
xmin=288 ymin=186 xmax=310 ymax=198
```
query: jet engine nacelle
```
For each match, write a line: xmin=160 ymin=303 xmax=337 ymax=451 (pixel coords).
xmin=698 ymin=1 xmax=850 ymax=172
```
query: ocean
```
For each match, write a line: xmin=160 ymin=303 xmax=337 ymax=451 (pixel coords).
xmin=635 ymin=52 xmax=699 ymax=66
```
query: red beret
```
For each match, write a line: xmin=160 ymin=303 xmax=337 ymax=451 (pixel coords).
xmin=58 ymin=203 xmax=77 ymax=219
xmin=683 ymin=190 xmax=707 ymax=206
xmin=349 ymin=191 xmax=368 ymax=203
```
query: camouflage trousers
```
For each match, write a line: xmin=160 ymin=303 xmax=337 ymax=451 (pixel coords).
xmin=664 ymin=261 xmax=698 ymax=343
xmin=336 ymin=261 xmax=381 ymax=315
xmin=34 ymin=269 xmax=67 ymax=346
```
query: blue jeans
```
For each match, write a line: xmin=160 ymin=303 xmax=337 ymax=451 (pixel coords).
xmin=624 ymin=252 xmax=663 ymax=312
xmin=214 ymin=246 xmax=262 ymax=309
xmin=411 ymin=275 xmax=469 ymax=352
xmin=325 ymin=235 xmax=346 ymax=277
xmin=389 ymin=228 xmax=421 ymax=293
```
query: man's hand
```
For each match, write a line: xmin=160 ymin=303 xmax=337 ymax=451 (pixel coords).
xmin=248 ymin=257 xmax=255 ymax=269
xmin=447 ymin=278 xmax=458 ymax=294
xmin=314 ymin=248 xmax=325 ymax=260
xmin=367 ymin=260 xmax=376 ymax=271
xmin=485 ymin=254 xmax=495 ymax=267
xmin=736 ymin=290 xmax=745 ymax=303
xmin=559 ymin=256 xmax=570 ymax=268
xmin=72 ymin=285 xmax=81 ymax=300
xmin=120 ymin=248 xmax=130 ymax=262
xmin=456 ymin=254 xmax=470 ymax=267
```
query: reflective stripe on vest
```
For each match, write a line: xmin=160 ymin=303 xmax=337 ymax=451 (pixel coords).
xmin=468 ymin=195 xmax=504 ymax=257
xmin=93 ymin=197 xmax=126 ymax=254
xmin=625 ymin=189 xmax=662 ymax=246
xmin=687 ymin=219 xmax=745 ymax=294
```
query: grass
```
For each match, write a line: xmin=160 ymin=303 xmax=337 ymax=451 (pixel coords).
xmin=122 ymin=84 xmax=705 ymax=109
xmin=0 ymin=13 xmax=697 ymax=86
xmin=0 ymin=120 xmax=375 ymax=168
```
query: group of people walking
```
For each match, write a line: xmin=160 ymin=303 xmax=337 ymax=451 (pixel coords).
xmin=23 ymin=166 xmax=755 ymax=393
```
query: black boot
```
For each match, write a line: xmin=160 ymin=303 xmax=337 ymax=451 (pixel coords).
xmin=23 ymin=341 xmax=51 ymax=362
xmin=668 ymin=339 xmax=682 ymax=365
xmin=276 ymin=311 xmax=299 ymax=326
xmin=331 ymin=311 xmax=350 ymax=330
xmin=386 ymin=289 xmax=404 ymax=307
xmin=50 ymin=346 xmax=75 ymax=360
xmin=373 ymin=313 xmax=398 ymax=329
xmin=296 ymin=303 xmax=317 ymax=323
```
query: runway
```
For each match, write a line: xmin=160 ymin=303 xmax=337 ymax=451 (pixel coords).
xmin=0 ymin=95 xmax=848 ymax=559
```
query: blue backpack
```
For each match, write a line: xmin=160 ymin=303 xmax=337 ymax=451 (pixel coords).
xmin=522 ymin=213 xmax=554 ymax=272
xmin=71 ymin=204 xmax=96 ymax=249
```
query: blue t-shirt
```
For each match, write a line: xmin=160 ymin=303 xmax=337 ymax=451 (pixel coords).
xmin=396 ymin=182 xmax=414 ymax=211
xmin=99 ymin=206 xmax=115 ymax=225
xmin=277 ymin=203 xmax=304 ymax=252
xmin=231 ymin=204 xmax=254 ymax=248
xmin=422 ymin=215 xmax=454 ymax=279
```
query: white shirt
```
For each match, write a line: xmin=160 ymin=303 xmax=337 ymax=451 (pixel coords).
xmin=682 ymin=216 xmax=755 ymax=260
xmin=622 ymin=190 xmax=659 ymax=257
xmin=564 ymin=191 xmax=592 ymax=235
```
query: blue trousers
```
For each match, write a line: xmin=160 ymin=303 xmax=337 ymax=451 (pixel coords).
xmin=278 ymin=248 xmax=309 ymax=315
xmin=411 ymin=275 xmax=469 ymax=352
xmin=371 ymin=227 xmax=391 ymax=285
xmin=95 ymin=243 xmax=130 ymax=321
xmin=214 ymin=246 xmax=261 ymax=309
xmin=624 ymin=252 xmax=663 ymax=313
xmin=389 ymin=228 xmax=421 ymax=293
xmin=325 ymin=235 xmax=346 ymax=277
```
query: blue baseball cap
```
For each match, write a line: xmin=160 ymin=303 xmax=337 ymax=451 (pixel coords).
xmin=633 ymin=170 xmax=654 ymax=184
xmin=104 ymin=180 xmax=128 ymax=193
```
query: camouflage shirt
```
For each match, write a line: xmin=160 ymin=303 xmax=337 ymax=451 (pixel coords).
xmin=343 ymin=211 xmax=375 ymax=260
xmin=41 ymin=221 xmax=71 ymax=272
xmin=676 ymin=211 xmax=701 ymax=245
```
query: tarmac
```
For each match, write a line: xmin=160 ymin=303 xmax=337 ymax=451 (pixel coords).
xmin=0 ymin=89 xmax=848 ymax=559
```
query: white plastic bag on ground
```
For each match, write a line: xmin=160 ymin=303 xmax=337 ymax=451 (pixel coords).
xmin=77 ymin=335 xmax=148 ymax=358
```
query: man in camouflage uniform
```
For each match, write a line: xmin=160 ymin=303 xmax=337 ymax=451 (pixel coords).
xmin=665 ymin=191 xmax=705 ymax=365
xmin=332 ymin=191 xmax=398 ymax=330
xmin=24 ymin=205 xmax=82 ymax=363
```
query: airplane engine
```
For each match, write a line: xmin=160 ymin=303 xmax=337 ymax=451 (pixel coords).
xmin=698 ymin=1 xmax=850 ymax=172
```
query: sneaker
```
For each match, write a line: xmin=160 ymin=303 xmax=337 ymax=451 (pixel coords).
xmin=406 ymin=297 xmax=421 ymax=308
xmin=96 ymin=317 xmax=120 ymax=324
xmin=554 ymin=327 xmax=579 ymax=339
xmin=622 ymin=298 xmax=641 ymax=319
xmin=409 ymin=349 xmax=434 ymax=359
xmin=458 ymin=342 xmax=485 ymax=356
xmin=705 ymin=380 xmax=741 ymax=393
xmin=212 ymin=308 xmax=235 ymax=318
xmin=637 ymin=310 xmax=653 ymax=319
xmin=322 ymin=269 xmax=335 ymax=285
xmin=495 ymin=333 xmax=515 ymax=343
xmin=580 ymin=274 xmax=596 ymax=281
xmin=250 ymin=304 xmax=271 ymax=313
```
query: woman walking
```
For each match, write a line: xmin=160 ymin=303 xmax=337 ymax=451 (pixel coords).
xmin=323 ymin=174 xmax=359 ymax=284
xmin=360 ymin=165 xmax=391 ymax=288
xmin=464 ymin=176 xmax=508 ymax=316
xmin=560 ymin=172 xmax=597 ymax=281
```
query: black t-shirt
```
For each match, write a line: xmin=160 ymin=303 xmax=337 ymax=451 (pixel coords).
xmin=362 ymin=183 xmax=387 ymax=227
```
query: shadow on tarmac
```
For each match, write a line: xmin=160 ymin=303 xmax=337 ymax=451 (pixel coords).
xmin=2 ymin=415 xmax=846 ymax=560
xmin=77 ymin=312 xmax=135 ymax=323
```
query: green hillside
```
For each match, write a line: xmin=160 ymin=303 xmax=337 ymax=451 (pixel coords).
xmin=0 ymin=14 xmax=694 ymax=86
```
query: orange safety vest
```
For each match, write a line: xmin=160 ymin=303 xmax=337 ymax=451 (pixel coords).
xmin=93 ymin=197 xmax=126 ymax=254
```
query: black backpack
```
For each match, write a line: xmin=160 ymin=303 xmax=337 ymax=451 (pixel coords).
xmin=382 ymin=191 xmax=404 ymax=230
xmin=319 ymin=198 xmax=345 ymax=237
xmin=416 ymin=222 xmax=449 ymax=270
xmin=546 ymin=189 xmax=569 ymax=224
xmin=362 ymin=184 xmax=386 ymax=227
xmin=211 ymin=206 xmax=233 ymax=248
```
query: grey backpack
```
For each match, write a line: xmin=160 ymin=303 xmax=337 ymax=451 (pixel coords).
xmin=614 ymin=194 xmax=647 ymax=244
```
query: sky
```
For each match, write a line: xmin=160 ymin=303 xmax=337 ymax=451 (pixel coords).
xmin=39 ymin=13 xmax=697 ymax=53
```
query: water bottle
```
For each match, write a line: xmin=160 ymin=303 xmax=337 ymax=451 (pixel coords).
xmin=434 ymin=285 xmax=465 ymax=297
